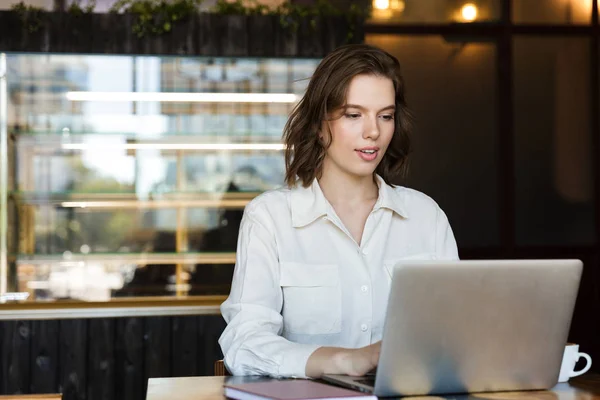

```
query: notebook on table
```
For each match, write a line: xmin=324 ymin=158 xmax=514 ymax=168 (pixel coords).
xmin=224 ymin=379 xmax=377 ymax=400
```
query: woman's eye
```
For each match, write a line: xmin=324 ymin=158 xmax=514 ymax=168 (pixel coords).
xmin=345 ymin=113 xmax=361 ymax=119
xmin=381 ymin=114 xmax=394 ymax=121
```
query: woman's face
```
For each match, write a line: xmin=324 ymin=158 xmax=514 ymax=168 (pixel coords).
xmin=321 ymin=74 xmax=396 ymax=181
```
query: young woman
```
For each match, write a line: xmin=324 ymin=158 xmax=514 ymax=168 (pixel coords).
xmin=218 ymin=43 xmax=459 ymax=379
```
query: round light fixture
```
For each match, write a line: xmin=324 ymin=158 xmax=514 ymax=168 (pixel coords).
xmin=461 ymin=3 xmax=478 ymax=22
xmin=373 ymin=0 xmax=390 ymax=10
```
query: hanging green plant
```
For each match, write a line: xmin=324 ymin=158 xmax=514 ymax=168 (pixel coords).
xmin=107 ymin=0 xmax=368 ymax=41
xmin=110 ymin=0 xmax=204 ymax=37
xmin=5 ymin=0 xmax=369 ymax=53
xmin=212 ymin=0 xmax=247 ymax=15
xmin=275 ymin=2 xmax=311 ymax=32
xmin=67 ymin=0 xmax=97 ymax=15
xmin=10 ymin=1 xmax=45 ymax=33
xmin=346 ymin=3 xmax=370 ymax=42
xmin=210 ymin=0 xmax=370 ymax=40
xmin=212 ymin=0 xmax=279 ymax=16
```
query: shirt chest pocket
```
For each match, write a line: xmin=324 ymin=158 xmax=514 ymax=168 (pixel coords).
xmin=279 ymin=262 xmax=342 ymax=335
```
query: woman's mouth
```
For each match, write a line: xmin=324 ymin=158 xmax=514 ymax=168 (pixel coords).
xmin=356 ymin=148 xmax=379 ymax=161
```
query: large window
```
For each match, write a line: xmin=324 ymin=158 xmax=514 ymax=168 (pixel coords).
xmin=1 ymin=54 xmax=320 ymax=300
xmin=512 ymin=0 xmax=595 ymax=24
xmin=367 ymin=0 xmax=502 ymax=23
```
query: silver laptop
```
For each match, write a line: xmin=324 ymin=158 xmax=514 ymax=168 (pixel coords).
xmin=322 ymin=259 xmax=583 ymax=397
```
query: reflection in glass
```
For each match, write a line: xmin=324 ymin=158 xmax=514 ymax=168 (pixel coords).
xmin=15 ymin=141 xmax=284 ymax=195
xmin=512 ymin=0 xmax=594 ymax=24
xmin=368 ymin=0 xmax=501 ymax=24
xmin=366 ymin=34 xmax=498 ymax=247
xmin=514 ymin=37 xmax=594 ymax=245
xmin=5 ymin=54 xmax=320 ymax=299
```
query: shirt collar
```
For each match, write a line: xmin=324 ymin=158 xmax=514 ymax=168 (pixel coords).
xmin=373 ymin=174 xmax=410 ymax=218
xmin=290 ymin=178 xmax=329 ymax=228
xmin=290 ymin=174 xmax=409 ymax=228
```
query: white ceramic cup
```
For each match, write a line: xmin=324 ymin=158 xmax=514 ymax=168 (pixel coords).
xmin=558 ymin=343 xmax=592 ymax=383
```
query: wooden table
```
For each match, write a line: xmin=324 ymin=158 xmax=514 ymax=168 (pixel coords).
xmin=147 ymin=374 xmax=600 ymax=400
xmin=0 ymin=395 xmax=61 ymax=399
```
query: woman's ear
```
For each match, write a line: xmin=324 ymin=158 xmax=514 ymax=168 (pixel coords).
xmin=318 ymin=132 xmax=329 ymax=146
xmin=318 ymin=121 xmax=332 ymax=146
xmin=316 ymin=127 xmax=324 ymax=143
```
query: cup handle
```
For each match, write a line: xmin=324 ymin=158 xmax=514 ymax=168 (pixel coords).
xmin=570 ymin=352 xmax=592 ymax=378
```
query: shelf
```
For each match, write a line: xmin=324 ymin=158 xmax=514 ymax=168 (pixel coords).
xmin=14 ymin=134 xmax=286 ymax=153
xmin=10 ymin=191 xmax=260 ymax=209
xmin=13 ymin=252 xmax=237 ymax=265
xmin=14 ymin=133 xmax=283 ymax=141
xmin=0 ymin=295 xmax=227 ymax=319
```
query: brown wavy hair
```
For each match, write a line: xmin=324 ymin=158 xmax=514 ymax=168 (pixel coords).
xmin=283 ymin=43 xmax=413 ymax=188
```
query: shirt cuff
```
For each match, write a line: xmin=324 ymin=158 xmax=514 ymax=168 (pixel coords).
xmin=278 ymin=343 xmax=322 ymax=379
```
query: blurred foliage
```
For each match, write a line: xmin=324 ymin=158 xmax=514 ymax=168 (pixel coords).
xmin=110 ymin=0 xmax=204 ymax=37
xmin=10 ymin=1 xmax=45 ymax=33
xmin=109 ymin=0 xmax=370 ymax=40
xmin=67 ymin=0 xmax=97 ymax=15
xmin=48 ymin=158 xmax=138 ymax=253
xmin=10 ymin=0 xmax=369 ymax=42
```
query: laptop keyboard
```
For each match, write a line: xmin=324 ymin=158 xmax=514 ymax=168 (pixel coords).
xmin=354 ymin=377 xmax=376 ymax=388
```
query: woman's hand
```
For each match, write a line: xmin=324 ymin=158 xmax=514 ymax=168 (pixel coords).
xmin=336 ymin=341 xmax=381 ymax=376
xmin=305 ymin=342 xmax=381 ymax=378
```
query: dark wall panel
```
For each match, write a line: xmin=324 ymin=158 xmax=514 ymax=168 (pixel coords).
xmin=88 ymin=319 xmax=115 ymax=400
xmin=1 ymin=320 xmax=31 ymax=394
xmin=172 ymin=316 xmax=199 ymax=377
xmin=31 ymin=320 xmax=59 ymax=393
xmin=59 ymin=319 xmax=87 ymax=400
xmin=115 ymin=317 xmax=145 ymax=400
xmin=0 ymin=314 xmax=227 ymax=400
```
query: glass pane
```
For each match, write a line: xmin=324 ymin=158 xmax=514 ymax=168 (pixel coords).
xmin=512 ymin=0 xmax=594 ymax=24
xmin=6 ymin=54 xmax=319 ymax=300
xmin=368 ymin=0 xmax=501 ymax=24
xmin=366 ymin=35 xmax=499 ymax=247
xmin=514 ymin=37 xmax=594 ymax=245
xmin=14 ymin=141 xmax=284 ymax=193
xmin=24 ymin=206 xmax=248 ymax=255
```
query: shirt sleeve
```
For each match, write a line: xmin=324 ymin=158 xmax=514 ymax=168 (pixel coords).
xmin=435 ymin=206 xmax=460 ymax=260
xmin=218 ymin=206 xmax=321 ymax=378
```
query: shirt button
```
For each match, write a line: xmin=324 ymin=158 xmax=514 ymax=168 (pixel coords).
xmin=360 ymin=324 xmax=368 ymax=332
xmin=361 ymin=285 xmax=368 ymax=292
xmin=362 ymin=249 xmax=369 ymax=255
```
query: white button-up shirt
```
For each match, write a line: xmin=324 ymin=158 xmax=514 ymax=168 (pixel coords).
xmin=219 ymin=175 xmax=459 ymax=378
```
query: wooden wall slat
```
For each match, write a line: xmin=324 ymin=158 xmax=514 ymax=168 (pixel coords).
xmin=1 ymin=321 xmax=31 ymax=395
xmin=144 ymin=317 xmax=171 ymax=382
xmin=171 ymin=316 xmax=198 ymax=377
xmin=198 ymin=315 xmax=226 ymax=376
xmin=87 ymin=319 xmax=115 ymax=400
xmin=30 ymin=320 xmax=59 ymax=394
xmin=58 ymin=319 xmax=87 ymax=400
xmin=115 ymin=317 xmax=144 ymax=400
xmin=1 ymin=321 xmax=5 ymax=394
xmin=0 ymin=321 xmax=3 ymax=394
